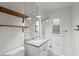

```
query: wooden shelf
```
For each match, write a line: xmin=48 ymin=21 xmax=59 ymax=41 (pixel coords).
xmin=0 ymin=6 xmax=30 ymax=32
xmin=0 ymin=6 xmax=28 ymax=18
xmin=0 ymin=24 xmax=28 ymax=28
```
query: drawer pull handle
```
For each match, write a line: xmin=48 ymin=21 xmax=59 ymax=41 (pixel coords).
xmin=49 ymin=45 xmax=52 ymax=48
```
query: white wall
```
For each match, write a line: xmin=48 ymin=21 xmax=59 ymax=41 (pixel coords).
xmin=26 ymin=2 xmax=39 ymax=16
xmin=0 ymin=2 xmax=25 ymax=55
xmin=72 ymin=3 xmax=79 ymax=56
xmin=43 ymin=6 xmax=73 ymax=55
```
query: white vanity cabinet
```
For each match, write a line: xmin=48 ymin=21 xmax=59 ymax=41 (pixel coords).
xmin=24 ymin=39 xmax=48 ymax=56
xmin=39 ymin=49 xmax=47 ymax=56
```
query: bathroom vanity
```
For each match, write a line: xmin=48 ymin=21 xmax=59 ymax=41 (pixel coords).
xmin=24 ymin=39 xmax=49 ymax=56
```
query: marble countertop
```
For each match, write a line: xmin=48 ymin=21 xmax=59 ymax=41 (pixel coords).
xmin=24 ymin=38 xmax=49 ymax=47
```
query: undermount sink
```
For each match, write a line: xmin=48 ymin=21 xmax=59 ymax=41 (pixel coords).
xmin=25 ymin=38 xmax=48 ymax=47
xmin=33 ymin=40 xmax=43 ymax=43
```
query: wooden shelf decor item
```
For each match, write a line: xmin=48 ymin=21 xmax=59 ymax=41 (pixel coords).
xmin=0 ymin=24 xmax=28 ymax=28
xmin=0 ymin=6 xmax=30 ymax=32
xmin=0 ymin=6 xmax=28 ymax=18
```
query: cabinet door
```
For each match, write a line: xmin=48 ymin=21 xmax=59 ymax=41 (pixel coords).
xmin=43 ymin=48 xmax=48 ymax=56
xmin=39 ymin=50 xmax=45 ymax=56
xmin=39 ymin=48 xmax=47 ymax=56
xmin=24 ymin=44 xmax=38 ymax=56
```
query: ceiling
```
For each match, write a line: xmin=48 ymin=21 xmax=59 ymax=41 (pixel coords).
xmin=35 ymin=2 xmax=73 ymax=12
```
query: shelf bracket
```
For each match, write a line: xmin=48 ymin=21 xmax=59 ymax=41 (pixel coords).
xmin=22 ymin=27 xmax=24 ymax=32
xmin=22 ymin=18 xmax=25 ymax=23
xmin=22 ymin=18 xmax=25 ymax=32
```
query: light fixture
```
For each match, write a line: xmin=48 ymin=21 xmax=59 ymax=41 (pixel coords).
xmin=46 ymin=20 xmax=49 ymax=22
xmin=27 ymin=17 xmax=32 ymax=20
xmin=36 ymin=15 xmax=41 ymax=18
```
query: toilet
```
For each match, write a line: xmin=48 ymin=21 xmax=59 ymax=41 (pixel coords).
xmin=4 ymin=46 xmax=24 ymax=56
